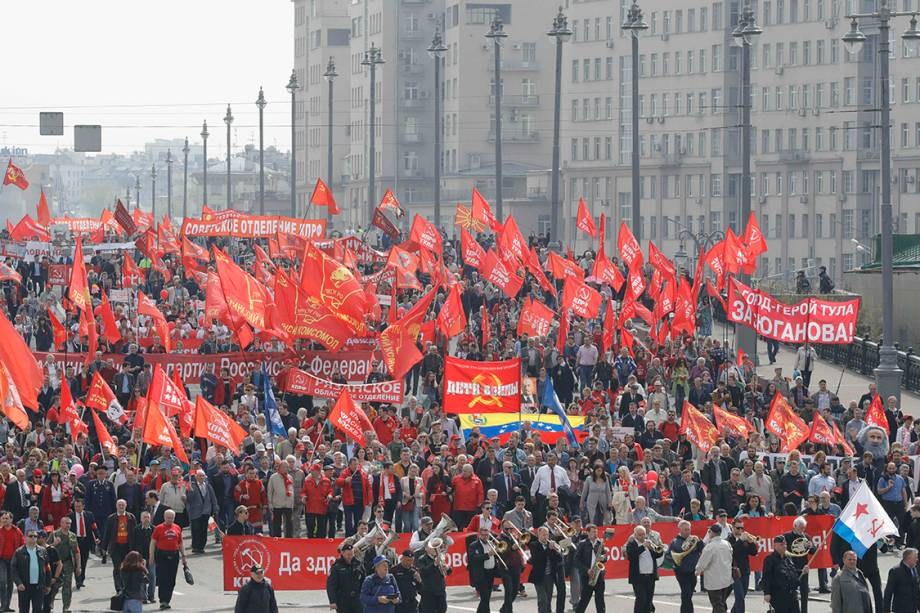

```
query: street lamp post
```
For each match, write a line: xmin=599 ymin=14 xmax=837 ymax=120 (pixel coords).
xmin=287 ymin=70 xmax=299 ymax=217
xmin=224 ymin=104 xmax=233 ymax=210
xmin=486 ymin=17 xmax=508 ymax=223
xmin=622 ymin=3 xmax=648 ymax=239
xmin=547 ymin=8 xmax=572 ymax=247
xmin=200 ymin=121 xmax=209 ymax=206
xmin=165 ymin=149 xmax=173 ymax=220
xmin=843 ymin=4 xmax=920 ymax=405
xmin=256 ymin=87 xmax=267 ymax=215
xmin=732 ymin=1 xmax=762 ymax=364
xmin=665 ymin=217 xmax=724 ymax=272
xmin=428 ymin=30 xmax=448 ymax=228
xmin=324 ymin=58 xmax=338 ymax=225
xmin=361 ymin=44 xmax=385 ymax=224
xmin=150 ymin=164 xmax=157 ymax=219
xmin=134 ymin=176 xmax=141 ymax=211
xmin=182 ymin=137 xmax=189 ymax=219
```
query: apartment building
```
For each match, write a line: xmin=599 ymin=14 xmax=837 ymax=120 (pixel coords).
xmin=562 ymin=0 xmax=920 ymax=284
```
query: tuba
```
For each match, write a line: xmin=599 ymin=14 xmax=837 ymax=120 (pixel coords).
xmin=352 ymin=526 xmax=384 ymax=557
xmin=671 ymin=535 xmax=700 ymax=566
xmin=420 ymin=516 xmax=458 ymax=550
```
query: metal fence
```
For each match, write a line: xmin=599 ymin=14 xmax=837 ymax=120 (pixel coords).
xmin=812 ymin=337 xmax=920 ymax=394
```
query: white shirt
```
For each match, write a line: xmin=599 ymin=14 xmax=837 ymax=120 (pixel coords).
xmin=695 ymin=538 xmax=733 ymax=590
xmin=530 ymin=464 xmax=571 ymax=497
xmin=637 ymin=543 xmax=654 ymax=574
xmin=481 ymin=540 xmax=495 ymax=570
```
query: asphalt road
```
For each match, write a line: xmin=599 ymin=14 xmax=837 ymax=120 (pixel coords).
xmin=66 ymin=537 xmax=906 ymax=613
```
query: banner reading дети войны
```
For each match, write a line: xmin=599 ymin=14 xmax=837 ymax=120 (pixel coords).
xmin=442 ymin=356 xmax=521 ymax=414
xmin=222 ymin=515 xmax=833 ymax=591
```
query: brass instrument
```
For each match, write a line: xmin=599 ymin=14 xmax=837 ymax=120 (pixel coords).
xmin=427 ymin=537 xmax=450 ymax=576
xmin=587 ymin=540 xmax=607 ymax=586
xmin=786 ymin=536 xmax=812 ymax=558
xmin=645 ymin=535 xmax=665 ymax=556
xmin=740 ymin=531 xmax=762 ymax=546
xmin=547 ymin=538 xmax=566 ymax=556
xmin=377 ymin=529 xmax=399 ymax=555
xmin=670 ymin=535 xmax=700 ymax=566
xmin=551 ymin=522 xmax=576 ymax=554
xmin=352 ymin=526 xmax=384 ymax=557
xmin=504 ymin=526 xmax=531 ymax=564
xmin=486 ymin=534 xmax=509 ymax=570
xmin=557 ymin=519 xmax=578 ymax=538
xmin=518 ymin=528 xmax=533 ymax=546
xmin=420 ymin=516 xmax=458 ymax=551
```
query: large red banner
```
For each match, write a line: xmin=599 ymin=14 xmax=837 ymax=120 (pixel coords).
xmin=33 ymin=351 xmax=377 ymax=387
xmin=442 ymin=357 xmax=521 ymax=414
xmin=222 ymin=516 xmax=833 ymax=591
xmin=280 ymin=368 xmax=404 ymax=404
xmin=181 ymin=214 xmax=326 ymax=239
xmin=726 ymin=278 xmax=860 ymax=344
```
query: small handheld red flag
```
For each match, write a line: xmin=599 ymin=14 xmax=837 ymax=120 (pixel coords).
xmin=310 ymin=178 xmax=340 ymax=215
xmin=3 ymin=160 xmax=29 ymax=190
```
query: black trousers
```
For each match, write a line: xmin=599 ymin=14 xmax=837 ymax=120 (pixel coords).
xmin=111 ymin=543 xmax=130 ymax=592
xmin=575 ymin=574 xmax=605 ymax=613
xmin=75 ymin=537 xmax=91 ymax=585
xmin=190 ymin=515 xmax=210 ymax=551
xmin=499 ymin=570 xmax=519 ymax=613
xmin=475 ymin=579 xmax=493 ymax=613
xmin=766 ymin=339 xmax=779 ymax=363
xmin=707 ymin=586 xmax=732 ymax=613
xmin=675 ymin=570 xmax=697 ymax=613
xmin=769 ymin=596 xmax=801 ymax=613
xmin=305 ymin=513 xmax=327 ymax=538
xmin=632 ymin=576 xmax=655 ymax=613
xmin=798 ymin=574 xmax=810 ymax=613
xmin=419 ymin=590 xmax=447 ymax=613
xmin=155 ymin=549 xmax=180 ymax=605
xmin=534 ymin=494 xmax=549 ymax=527
xmin=271 ymin=508 xmax=293 ymax=538
xmin=17 ymin=584 xmax=42 ymax=613
xmin=534 ymin=576 xmax=556 ymax=613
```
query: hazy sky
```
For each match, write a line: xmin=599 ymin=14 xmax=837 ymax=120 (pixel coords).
xmin=2 ymin=0 xmax=294 ymax=156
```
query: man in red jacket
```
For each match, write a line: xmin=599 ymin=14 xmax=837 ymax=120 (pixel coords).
xmin=451 ymin=464 xmax=484 ymax=528
xmin=301 ymin=463 xmax=332 ymax=538
xmin=335 ymin=457 xmax=372 ymax=537
xmin=234 ymin=466 xmax=268 ymax=533
xmin=0 ymin=510 xmax=24 ymax=612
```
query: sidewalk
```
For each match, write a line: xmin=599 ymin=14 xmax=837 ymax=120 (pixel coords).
xmin=711 ymin=321 xmax=920 ymax=416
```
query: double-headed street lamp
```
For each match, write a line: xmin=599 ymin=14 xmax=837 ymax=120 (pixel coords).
xmin=165 ymin=149 xmax=173 ymax=220
xmin=361 ymin=44 xmax=385 ymax=224
xmin=428 ymin=29 xmax=448 ymax=228
xmin=256 ymin=87 xmax=267 ymax=215
xmin=547 ymin=8 xmax=572 ymax=247
xmin=224 ymin=104 xmax=234 ymax=210
xmin=842 ymin=2 xmax=920 ymax=405
xmin=150 ymin=163 xmax=157 ymax=219
xmin=732 ymin=1 xmax=762 ymax=364
xmin=287 ymin=70 xmax=300 ymax=217
xmin=621 ymin=3 xmax=648 ymax=240
xmin=182 ymin=137 xmax=189 ymax=219
xmin=485 ymin=17 xmax=508 ymax=223
xmin=134 ymin=175 xmax=141 ymax=211
xmin=324 ymin=57 xmax=338 ymax=224
xmin=200 ymin=121 xmax=210 ymax=206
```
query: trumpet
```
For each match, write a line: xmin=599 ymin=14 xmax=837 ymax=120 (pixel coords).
xmin=550 ymin=522 xmax=576 ymax=554
xmin=644 ymin=537 xmax=664 ymax=556
xmin=740 ymin=531 xmax=763 ymax=546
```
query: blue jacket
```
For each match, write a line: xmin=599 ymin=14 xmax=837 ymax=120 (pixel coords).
xmin=359 ymin=572 xmax=401 ymax=613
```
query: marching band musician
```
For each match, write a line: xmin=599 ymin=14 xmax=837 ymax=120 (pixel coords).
xmin=626 ymin=526 xmax=662 ymax=613
xmin=727 ymin=519 xmax=759 ymax=613
xmin=573 ymin=524 xmax=606 ymax=613
xmin=762 ymin=535 xmax=802 ymax=613
xmin=527 ymin=526 xmax=566 ymax=613
xmin=496 ymin=520 xmax=525 ymax=613
xmin=416 ymin=539 xmax=450 ymax=613
xmin=544 ymin=510 xmax=569 ymax=609
xmin=363 ymin=529 xmax=399 ymax=576
xmin=669 ymin=520 xmax=703 ymax=613
xmin=409 ymin=517 xmax=434 ymax=552
xmin=783 ymin=516 xmax=816 ymax=613
xmin=392 ymin=549 xmax=421 ymax=613
xmin=503 ymin=496 xmax=533 ymax=532
xmin=326 ymin=542 xmax=365 ymax=613
xmin=468 ymin=527 xmax=499 ymax=613
xmin=566 ymin=516 xmax=586 ymax=610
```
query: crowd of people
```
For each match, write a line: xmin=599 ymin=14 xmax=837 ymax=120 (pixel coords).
xmin=0 ymin=218 xmax=915 ymax=613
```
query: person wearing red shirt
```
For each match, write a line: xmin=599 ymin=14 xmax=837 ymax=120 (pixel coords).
xmin=0 ymin=511 xmax=24 ymax=612
xmin=234 ymin=466 xmax=268 ymax=532
xmin=372 ymin=408 xmax=398 ymax=447
xmin=659 ymin=410 xmax=681 ymax=442
xmin=301 ymin=464 xmax=332 ymax=538
xmin=300 ymin=407 xmax=329 ymax=447
xmin=465 ymin=501 xmax=501 ymax=533
xmin=149 ymin=509 xmax=187 ymax=610
xmin=450 ymin=464 xmax=484 ymax=528
xmin=335 ymin=457 xmax=372 ymax=537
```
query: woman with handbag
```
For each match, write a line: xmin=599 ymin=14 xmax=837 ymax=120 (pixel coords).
xmin=396 ymin=464 xmax=423 ymax=533
xmin=119 ymin=550 xmax=148 ymax=613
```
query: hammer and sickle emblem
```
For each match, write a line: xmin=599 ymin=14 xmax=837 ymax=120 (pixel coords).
xmin=469 ymin=372 xmax=503 ymax=409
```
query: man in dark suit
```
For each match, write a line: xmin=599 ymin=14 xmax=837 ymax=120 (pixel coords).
xmin=573 ymin=524 xmax=605 ymax=613
xmin=493 ymin=462 xmax=521 ymax=516
xmin=116 ymin=470 xmax=144 ymax=521
xmin=145 ymin=491 xmax=169 ymax=526
xmin=467 ymin=527 xmax=498 ymax=613
xmin=69 ymin=498 xmax=98 ymax=589
xmin=671 ymin=468 xmax=703 ymax=517
xmin=519 ymin=460 xmax=538 ymax=507
xmin=371 ymin=463 xmax=402 ymax=525
xmin=527 ymin=526 xmax=565 ymax=613
xmin=701 ymin=449 xmax=730 ymax=514
xmin=884 ymin=547 xmax=920 ymax=613
xmin=626 ymin=525 xmax=661 ymax=613
xmin=100 ymin=499 xmax=137 ymax=593
xmin=2 ymin=474 xmax=31 ymax=524
xmin=130 ymin=510 xmax=156 ymax=603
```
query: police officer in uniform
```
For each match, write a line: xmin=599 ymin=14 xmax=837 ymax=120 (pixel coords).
xmin=51 ymin=516 xmax=80 ymax=613
xmin=326 ymin=542 xmax=364 ymax=613
xmin=762 ymin=535 xmax=801 ymax=613
xmin=392 ymin=549 xmax=421 ymax=613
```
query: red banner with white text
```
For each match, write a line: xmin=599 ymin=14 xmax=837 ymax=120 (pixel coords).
xmin=222 ymin=516 xmax=833 ymax=591
xmin=442 ymin=357 xmax=521 ymax=414
xmin=180 ymin=214 xmax=327 ymax=239
xmin=726 ymin=277 xmax=860 ymax=344
xmin=279 ymin=368 xmax=404 ymax=403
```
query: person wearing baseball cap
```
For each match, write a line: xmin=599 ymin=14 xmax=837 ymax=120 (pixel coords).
xmin=327 ymin=542 xmax=364 ymax=613
xmin=360 ymin=554 xmax=401 ymax=612
xmin=233 ymin=562 xmax=279 ymax=613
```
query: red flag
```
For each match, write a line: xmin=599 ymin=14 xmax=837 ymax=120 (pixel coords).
xmin=379 ymin=323 xmax=423 ymax=380
xmin=57 ymin=381 xmax=88 ymax=441
xmin=121 ymin=253 xmax=141 ymax=287
xmin=142 ymin=394 xmax=188 ymax=464
xmin=2 ymin=160 xmax=28 ymax=190
xmin=310 ymin=178 xmax=340 ymax=214
xmin=386 ymin=245 xmax=420 ymax=275
xmin=592 ymin=250 xmax=625 ymax=291
xmin=482 ymin=250 xmax=523 ymax=299
xmin=704 ymin=242 xmax=727 ymax=289
xmin=736 ymin=348 xmax=747 ymax=368
xmin=706 ymin=279 xmax=727 ymax=310
xmin=85 ymin=371 xmax=124 ymax=420
xmin=546 ymin=250 xmax=585 ymax=281
xmin=193 ymin=396 xmax=247 ymax=454
xmin=272 ymin=270 xmax=352 ymax=350
xmin=114 ymin=199 xmax=137 ymax=236
xmin=0 ymin=263 xmax=21 ymax=285
xmin=213 ymin=246 xmax=271 ymax=332
xmin=10 ymin=215 xmax=51 ymax=242
xmin=48 ymin=308 xmax=66 ymax=349
xmin=524 ymin=247 xmax=557 ymax=297
xmin=328 ymin=390 xmax=374 ymax=446
xmin=722 ymin=227 xmax=751 ymax=276
xmin=379 ymin=189 xmax=404 ymax=218
xmin=561 ymin=277 xmax=602 ymax=319
xmin=299 ymin=242 xmax=368 ymax=333
xmin=576 ymin=198 xmax=596 ymax=237
xmin=437 ymin=284 xmax=466 ymax=338
xmin=409 ymin=214 xmax=444 ymax=256
xmin=865 ymin=394 xmax=889 ymax=434
xmin=91 ymin=410 xmax=119 ymax=457
xmin=617 ymin=222 xmax=643 ymax=272
xmin=253 ymin=245 xmax=275 ymax=284
xmin=602 ymin=301 xmax=616 ymax=353
xmin=471 ymin=188 xmax=499 ymax=232
xmin=741 ymin=211 xmax=768 ymax=268
xmin=171 ymin=369 xmax=194 ymax=438
xmin=713 ymin=405 xmax=752 ymax=439
xmin=460 ymin=228 xmax=486 ymax=270
xmin=94 ymin=293 xmax=121 ymax=345
xmin=0 ymin=309 xmax=42 ymax=410
xmin=648 ymin=241 xmax=676 ymax=281
xmin=137 ymin=291 xmax=171 ymax=353
xmin=765 ymin=392 xmax=810 ymax=451
xmin=556 ymin=308 xmax=570 ymax=352
xmin=36 ymin=191 xmax=51 ymax=226
xmin=625 ymin=269 xmax=646 ymax=301
xmin=516 ymin=297 xmax=555 ymax=338
xmin=68 ymin=238 xmax=92 ymax=313
xmin=679 ymin=402 xmax=720 ymax=453
xmin=497 ymin=216 xmax=527 ymax=265
xmin=832 ymin=421 xmax=855 ymax=456
xmin=480 ymin=305 xmax=491 ymax=347
xmin=808 ymin=411 xmax=837 ymax=447
xmin=0 ymin=362 xmax=28 ymax=431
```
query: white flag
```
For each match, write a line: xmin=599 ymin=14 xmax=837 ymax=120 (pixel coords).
xmin=832 ymin=481 xmax=899 ymax=557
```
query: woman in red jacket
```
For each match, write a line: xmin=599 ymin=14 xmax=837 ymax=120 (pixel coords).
xmin=425 ymin=463 xmax=452 ymax=523
xmin=234 ymin=466 xmax=268 ymax=532
xmin=39 ymin=471 xmax=71 ymax=528
xmin=301 ymin=463 xmax=332 ymax=538
xmin=335 ymin=457 xmax=371 ymax=536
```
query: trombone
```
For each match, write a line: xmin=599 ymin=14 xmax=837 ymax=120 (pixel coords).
xmin=504 ymin=525 xmax=531 ymax=564
xmin=487 ymin=534 xmax=509 ymax=570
